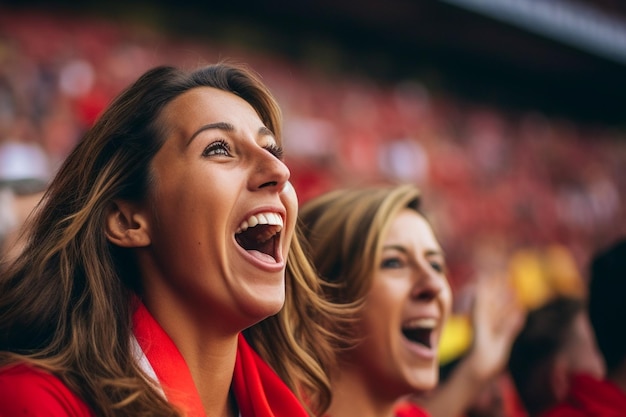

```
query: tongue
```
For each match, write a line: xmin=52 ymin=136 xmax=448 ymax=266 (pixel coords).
xmin=247 ymin=249 xmax=277 ymax=263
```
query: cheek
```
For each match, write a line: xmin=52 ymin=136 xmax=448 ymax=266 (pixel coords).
xmin=281 ymin=182 xmax=299 ymax=239
xmin=362 ymin=283 xmax=402 ymax=329
xmin=282 ymin=181 xmax=298 ymax=215
xmin=154 ymin=187 xmax=205 ymax=231
xmin=149 ymin=178 xmax=228 ymax=250
xmin=356 ymin=306 xmax=393 ymax=356
xmin=440 ymin=279 xmax=453 ymax=316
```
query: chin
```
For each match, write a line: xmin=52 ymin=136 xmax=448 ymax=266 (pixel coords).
xmin=417 ymin=381 xmax=437 ymax=392
xmin=260 ymin=296 xmax=285 ymax=317
xmin=240 ymin=292 xmax=285 ymax=323
xmin=408 ymin=373 xmax=439 ymax=393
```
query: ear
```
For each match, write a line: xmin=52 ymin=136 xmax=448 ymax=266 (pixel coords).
xmin=105 ymin=199 xmax=151 ymax=248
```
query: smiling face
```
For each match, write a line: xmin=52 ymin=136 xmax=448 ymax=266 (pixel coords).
xmin=351 ymin=208 xmax=452 ymax=399
xmin=135 ymin=86 xmax=296 ymax=333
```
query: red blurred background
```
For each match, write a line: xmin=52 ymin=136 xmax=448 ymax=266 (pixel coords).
xmin=1 ymin=0 xmax=625 ymax=298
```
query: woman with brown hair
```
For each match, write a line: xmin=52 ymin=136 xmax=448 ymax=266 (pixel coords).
xmin=0 ymin=62 xmax=342 ymax=417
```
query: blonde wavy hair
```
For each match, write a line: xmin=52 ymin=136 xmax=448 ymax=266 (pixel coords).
xmin=0 ymin=63 xmax=344 ymax=417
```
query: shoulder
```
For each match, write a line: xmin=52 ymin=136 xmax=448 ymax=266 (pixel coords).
xmin=0 ymin=363 xmax=93 ymax=416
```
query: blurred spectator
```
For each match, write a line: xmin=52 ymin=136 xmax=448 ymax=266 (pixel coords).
xmin=508 ymin=244 xmax=585 ymax=311
xmin=589 ymin=239 xmax=626 ymax=386
xmin=436 ymin=357 xmax=517 ymax=417
xmin=379 ymin=134 xmax=430 ymax=185
xmin=538 ymin=239 xmax=626 ymax=417
xmin=300 ymin=184 xmax=449 ymax=417
xmin=1 ymin=7 xmax=625 ymax=289
xmin=508 ymin=297 xmax=605 ymax=417
xmin=0 ymin=140 xmax=50 ymax=262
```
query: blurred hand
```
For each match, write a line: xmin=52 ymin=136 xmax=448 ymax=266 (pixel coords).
xmin=466 ymin=273 xmax=526 ymax=383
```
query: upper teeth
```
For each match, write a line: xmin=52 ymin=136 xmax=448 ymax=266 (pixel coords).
xmin=404 ymin=318 xmax=437 ymax=329
xmin=236 ymin=212 xmax=284 ymax=234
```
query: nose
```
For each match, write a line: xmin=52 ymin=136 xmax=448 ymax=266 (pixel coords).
xmin=410 ymin=266 xmax=450 ymax=303
xmin=249 ymin=147 xmax=291 ymax=191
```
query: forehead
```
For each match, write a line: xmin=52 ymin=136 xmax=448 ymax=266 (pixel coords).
xmin=160 ymin=86 xmax=265 ymax=135
xmin=384 ymin=208 xmax=440 ymax=249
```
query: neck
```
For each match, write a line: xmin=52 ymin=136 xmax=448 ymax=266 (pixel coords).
xmin=326 ymin=363 xmax=398 ymax=417
xmin=142 ymin=293 xmax=240 ymax=417
xmin=183 ymin=333 xmax=239 ymax=417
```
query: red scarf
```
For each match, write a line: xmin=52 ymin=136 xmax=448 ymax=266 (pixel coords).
xmin=540 ymin=373 xmax=626 ymax=417
xmin=394 ymin=402 xmax=431 ymax=417
xmin=132 ymin=302 xmax=309 ymax=417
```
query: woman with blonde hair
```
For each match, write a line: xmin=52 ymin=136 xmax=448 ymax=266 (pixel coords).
xmin=299 ymin=184 xmax=452 ymax=417
xmin=0 ymin=62 xmax=342 ymax=417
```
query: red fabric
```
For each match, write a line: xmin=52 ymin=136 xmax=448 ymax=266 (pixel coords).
xmin=0 ymin=363 xmax=94 ymax=416
xmin=132 ymin=301 xmax=206 ymax=416
xmin=233 ymin=333 xmax=310 ymax=417
xmin=540 ymin=373 xmax=626 ymax=417
xmin=133 ymin=302 xmax=309 ymax=417
xmin=500 ymin=373 xmax=529 ymax=417
xmin=0 ymin=303 xmax=307 ymax=417
xmin=394 ymin=401 xmax=432 ymax=417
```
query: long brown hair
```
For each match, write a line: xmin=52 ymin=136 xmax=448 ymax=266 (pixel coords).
xmin=0 ymin=62 xmax=342 ymax=416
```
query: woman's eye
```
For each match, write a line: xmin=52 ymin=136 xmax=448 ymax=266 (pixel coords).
xmin=381 ymin=257 xmax=404 ymax=269
xmin=202 ymin=139 xmax=231 ymax=157
xmin=430 ymin=261 xmax=445 ymax=273
xmin=264 ymin=143 xmax=284 ymax=160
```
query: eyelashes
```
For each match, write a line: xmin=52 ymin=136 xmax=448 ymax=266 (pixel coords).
xmin=202 ymin=139 xmax=230 ymax=157
xmin=381 ymin=257 xmax=404 ymax=269
xmin=264 ymin=143 xmax=284 ymax=160
xmin=380 ymin=255 xmax=447 ymax=274
xmin=429 ymin=261 xmax=446 ymax=274
xmin=201 ymin=139 xmax=285 ymax=161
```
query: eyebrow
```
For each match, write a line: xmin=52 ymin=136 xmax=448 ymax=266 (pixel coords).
xmin=186 ymin=122 xmax=276 ymax=146
xmin=187 ymin=122 xmax=233 ymax=146
xmin=382 ymin=244 xmax=444 ymax=258
xmin=258 ymin=126 xmax=275 ymax=139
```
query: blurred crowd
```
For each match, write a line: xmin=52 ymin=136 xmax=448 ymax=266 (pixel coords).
xmin=1 ymin=7 xmax=625 ymax=293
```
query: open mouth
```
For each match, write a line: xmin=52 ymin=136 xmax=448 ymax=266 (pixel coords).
xmin=401 ymin=318 xmax=437 ymax=349
xmin=235 ymin=212 xmax=283 ymax=262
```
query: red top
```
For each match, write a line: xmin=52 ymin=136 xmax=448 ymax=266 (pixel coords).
xmin=394 ymin=401 xmax=432 ymax=417
xmin=0 ymin=363 xmax=94 ymax=416
xmin=540 ymin=373 xmax=626 ymax=417
xmin=0 ymin=303 xmax=309 ymax=417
